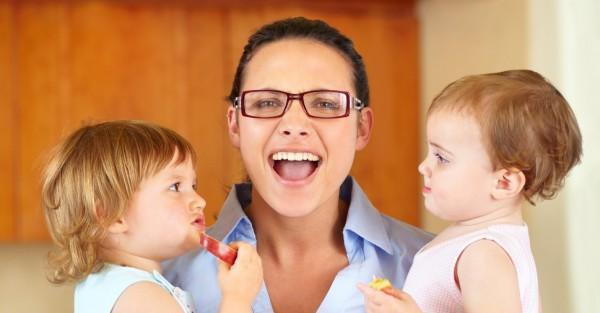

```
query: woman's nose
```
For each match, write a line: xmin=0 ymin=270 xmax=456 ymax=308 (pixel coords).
xmin=278 ymin=99 xmax=310 ymax=137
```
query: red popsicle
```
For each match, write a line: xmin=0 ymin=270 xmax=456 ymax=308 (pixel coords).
xmin=199 ymin=233 xmax=238 ymax=266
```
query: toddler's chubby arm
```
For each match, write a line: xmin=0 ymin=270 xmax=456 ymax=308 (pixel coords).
xmin=357 ymin=279 xmax=422 ymax=313
xmin=457 ymin=239 xmax=522 ymax=313
xmin=218 ymin=242 xmax=264 ymax=313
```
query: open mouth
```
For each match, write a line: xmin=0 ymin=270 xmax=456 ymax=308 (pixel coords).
xmin=271 ymin=151 xmax=321 ymax=182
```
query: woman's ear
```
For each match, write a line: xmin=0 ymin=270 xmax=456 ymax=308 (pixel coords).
xmin=356 ymin=107 xmax=374 ymax=151
xmin=491 ymin=168 xmax=526 ymax=200
xmin=226 ymin=106 xmax=240 ymax=148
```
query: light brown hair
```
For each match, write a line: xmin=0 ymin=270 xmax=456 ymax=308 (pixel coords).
xmin=428 ymin=69 xmax=582 ymax=203
xmin=42 ymin=120 xmax=196 ymax=284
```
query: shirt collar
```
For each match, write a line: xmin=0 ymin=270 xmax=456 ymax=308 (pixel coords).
xmin=342 ymin=176 xmax=394 ymax=255
xmin=207 ymin=184 xmax=253 ymax=241
xmin=209 ymin=177 xmax=394 ymax=255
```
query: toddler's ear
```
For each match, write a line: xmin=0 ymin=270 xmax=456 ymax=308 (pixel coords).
xmin=92 ymin=205 xmax=128 ymax=234
xmin=491 ymin=168 xmax=526 ymax=200
xmin=107 ymin=217 xmax=128 ymax=234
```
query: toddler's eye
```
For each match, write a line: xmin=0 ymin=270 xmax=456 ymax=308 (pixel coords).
xmin=434 ymin=153 xmax=449 ymax=164
xmin=169 ymin=182 xmax=181 ymax=192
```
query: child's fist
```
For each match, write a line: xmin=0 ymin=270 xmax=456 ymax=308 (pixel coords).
xmin=218 ymin=242 xmax=263 ymax=309
xmin=357 ymin=281 xmax=422 ymax=313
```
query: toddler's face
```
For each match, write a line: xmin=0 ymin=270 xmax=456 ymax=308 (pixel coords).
xmin=418 ymin=111 xmax=497 ymax=222
xmin=121 ymin=151 xmax=206 ymax=261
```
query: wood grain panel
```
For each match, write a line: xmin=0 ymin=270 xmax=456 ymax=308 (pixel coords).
xmin=14 ymin=2 xmax=235 ymax=233
xmin=0 ymin=1 xmax=16 ymax=241
xmin=182 ymin=7 xmax=232 ymax=224
xmin=5 ymin=0 xmax=419 ymax=242
xmin=66 ymin=1 xmax=187 ymax=123
xmin=66 ymin=3 xmax=232 ymax=225
xmin=16 ymin=1 xmax=70 ymax=241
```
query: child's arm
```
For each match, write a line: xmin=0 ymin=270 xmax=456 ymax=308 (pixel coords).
xmin=357 ymin=283 xmax=422 ymax=313
xmin=112 ymin=282 xmax=184 ymax=312
xmin=218 ymin=242 xmax=264 ymax=313
xmin=457 ymin=239 xmax=522 ymax=313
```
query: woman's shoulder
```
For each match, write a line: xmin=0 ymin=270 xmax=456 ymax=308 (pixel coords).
xmin=380 ymin=214 xmax=433 ymax=253
xmin=344 ymin=176 xmax=432 ymax=254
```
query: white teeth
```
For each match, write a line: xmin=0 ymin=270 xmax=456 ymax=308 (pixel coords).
xmin=272 ymin=151 xmax=320 ymax=161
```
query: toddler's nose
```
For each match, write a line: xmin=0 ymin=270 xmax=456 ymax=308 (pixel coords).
xmin=191 ymin=193 xmax=206 ymax=212
xmin=418 ymin=159 xmax=430 ymax=176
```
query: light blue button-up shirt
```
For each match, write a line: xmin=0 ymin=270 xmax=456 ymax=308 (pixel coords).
xmin=163 ymin=176 xmax=432 ymax=313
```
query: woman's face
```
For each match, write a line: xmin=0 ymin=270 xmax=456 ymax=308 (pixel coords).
xmin=227 ymin=38 xmax=372 ymax=217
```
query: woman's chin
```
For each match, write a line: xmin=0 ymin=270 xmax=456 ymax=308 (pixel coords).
xmin=267 ymin=198 xmax=323 ymax=218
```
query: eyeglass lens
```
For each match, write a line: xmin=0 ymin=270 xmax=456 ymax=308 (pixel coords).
xmin=243 ymin=90 xmax=348 ymax=118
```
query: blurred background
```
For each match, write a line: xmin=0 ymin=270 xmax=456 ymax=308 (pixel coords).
xmin=0 ymin=0 xmax=598 ymax=312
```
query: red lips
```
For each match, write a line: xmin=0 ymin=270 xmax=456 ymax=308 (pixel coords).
xmin=192 ymin=216 xmax=205 ymax=232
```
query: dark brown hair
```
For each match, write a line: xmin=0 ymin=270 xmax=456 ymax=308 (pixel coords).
xmin=228 ymin=16 xmax=370 ymax=106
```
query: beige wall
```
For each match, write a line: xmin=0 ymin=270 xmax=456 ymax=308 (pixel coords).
xmin=0 ymin=245 xmax=72 ymax=312
xmin=418 ymin=0 xmax=600 ymax=312
xmin=525 ymin=0 xmax=570 ymax=311
xmin=552 ymin=0 xmax=600 ymax=311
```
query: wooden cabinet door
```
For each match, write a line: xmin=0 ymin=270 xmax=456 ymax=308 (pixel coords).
xmin=0 ymin=1 xmax=16 ymax=241
xmin=0 ymin=0 xmax=419 ymax=242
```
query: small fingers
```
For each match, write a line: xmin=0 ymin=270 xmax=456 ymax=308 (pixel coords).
xmin=229 ymin=242 xmax=250 ymax=262
xmin=357 ymin=283 xmax=385 ymax=306
xmin=217 ymin=259 xmax=228 ymax=283
xmin=229 ymin=241 xmax=261 ymax=269
xmin=358 ymin=283 xmax=418 ymax=313
xmin=357 ymin=283 xmax=376 ymax=298
xmin=381 ymin=286 xmax=407 ymax=299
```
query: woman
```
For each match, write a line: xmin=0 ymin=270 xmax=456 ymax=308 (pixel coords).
xmin=164 ymin=17 xmax=431 ymax=313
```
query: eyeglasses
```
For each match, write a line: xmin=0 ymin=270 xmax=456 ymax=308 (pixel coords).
xmin=233 ymin=89 xmax=365 ymax=119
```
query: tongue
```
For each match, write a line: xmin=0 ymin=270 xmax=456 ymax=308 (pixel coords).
xmin=274 ymin=160 xmax=316 ymax=181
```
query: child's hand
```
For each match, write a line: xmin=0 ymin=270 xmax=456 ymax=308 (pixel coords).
xmin=218 ymin=242 xmax=263 ymax=311
xmin=357 ymin=283 xmax=422 ymax=313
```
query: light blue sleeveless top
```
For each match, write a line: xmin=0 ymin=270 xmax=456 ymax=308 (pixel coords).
xmin=75 ymin=263 xmax=195 ymax=313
